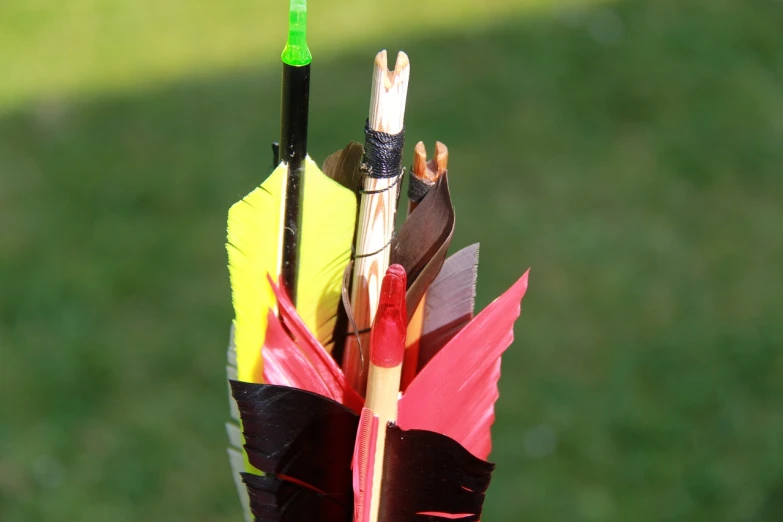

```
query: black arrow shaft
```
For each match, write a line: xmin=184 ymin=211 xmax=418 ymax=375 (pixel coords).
xmin=279 ymin=63 xmax=310 ymax=304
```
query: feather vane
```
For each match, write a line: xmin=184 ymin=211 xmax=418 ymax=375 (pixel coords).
xmin=227 ymin=156 xmax=357 ymax=383
xmin=398 ymin=270 xmax=529 ymax=459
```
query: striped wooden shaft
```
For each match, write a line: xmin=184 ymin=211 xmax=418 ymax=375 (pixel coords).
xmin=343 ymin=175 xmax=398 ymax=395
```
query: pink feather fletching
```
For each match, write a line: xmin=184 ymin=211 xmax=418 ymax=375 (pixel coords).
xmin=397 ymin=270 xmax=528 ymax=459
xmin=263 ymin=275 xmax=363 ymax=413
xmin=260 ymin=270 xmax=529 ymax=458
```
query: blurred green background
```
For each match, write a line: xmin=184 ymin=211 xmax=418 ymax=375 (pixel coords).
xmin=2 ymin=0 xmax=782 ymax=520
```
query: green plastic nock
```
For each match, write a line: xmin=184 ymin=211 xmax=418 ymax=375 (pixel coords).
xmin=282 ymin=0 xmax=312 ymax=66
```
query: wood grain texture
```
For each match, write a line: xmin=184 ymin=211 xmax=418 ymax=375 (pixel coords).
xmin=343 ymin=175 xmax=399 ymax=394
xmin=368 ymin=50 xmax=410 ymax=134
xmin=343 ymin=50 xmax=410 ymax=395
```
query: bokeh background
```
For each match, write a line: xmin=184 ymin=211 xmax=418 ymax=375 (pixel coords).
xmin=2 ymin=0 xmax=782 ymax=520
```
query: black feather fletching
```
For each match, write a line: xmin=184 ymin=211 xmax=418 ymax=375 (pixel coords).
xmin=231 ymin=381 xmax=494 ymax=522
xmin=242 ymin=473 xmax=350 ymax=522
xmin=379 ymin=424 xmax=494 ymax=522
xmin=230 ymin=381 xmax=357 ymax=516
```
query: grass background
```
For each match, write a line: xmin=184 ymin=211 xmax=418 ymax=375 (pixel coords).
xmin=2 ymin=0 xmax=783 ymax=520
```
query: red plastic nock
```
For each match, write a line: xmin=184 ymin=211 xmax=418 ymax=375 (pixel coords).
xmin=370 ymin=264 xmax=408 ymax=368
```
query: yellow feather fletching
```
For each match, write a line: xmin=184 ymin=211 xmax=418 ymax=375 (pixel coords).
xmin=227 ymin=164 xmax=285 ymax=383
xmin=227 ymin=156 xmax=357 ymax=383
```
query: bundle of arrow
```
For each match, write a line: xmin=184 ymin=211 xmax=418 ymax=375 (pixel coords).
xmin=225 ymin=1 xmax=529 ymax=521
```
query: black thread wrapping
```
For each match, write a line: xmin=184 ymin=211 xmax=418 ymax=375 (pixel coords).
xmin=359 ymin=171 xmax=403 ymax=195
xmin=353 ymin=234 xmax=395 ymax=259
xmin=407 ymin=175 xmax=434 ymax=203
xmin=363 ymin=119 xmax=405 ymax=179
xmin=345 ymin=327 xmax=372 ymax=336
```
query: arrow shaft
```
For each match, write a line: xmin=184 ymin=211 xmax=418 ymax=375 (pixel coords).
xmin=280 ymin=62 xmax=310 ymax=303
